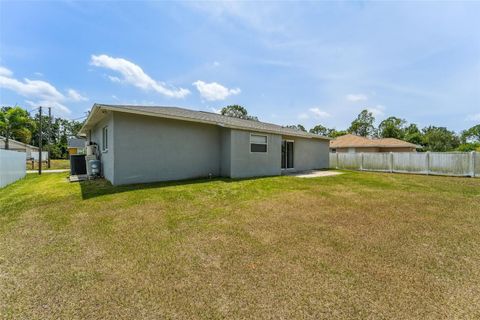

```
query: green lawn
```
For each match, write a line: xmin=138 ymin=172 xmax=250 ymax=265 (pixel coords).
xmin=1 ymin=172 xmax=479 ymax=319
xmin=28 ymin=159 xmax=70 ymax=170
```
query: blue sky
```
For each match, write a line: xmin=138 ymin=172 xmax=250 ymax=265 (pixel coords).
xmin=0 ymin=1 xmax=479 ymax=131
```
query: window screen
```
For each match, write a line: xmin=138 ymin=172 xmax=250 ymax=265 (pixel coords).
xmin=250 ymin=134 xmax=267 ymax=153
xmin=250 ymin=134 xmax=267 ymax=144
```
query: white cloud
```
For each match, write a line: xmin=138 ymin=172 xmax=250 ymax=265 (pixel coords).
xmin=210 ymin=107 xmax=221 ymax=114
xmin=298 ymin=112 xmax=309 ymax=120
xmin=67 ymin=89 xmax=88 ymax=101
xmin=185 ymin=2 xmax=286 ymax=34
xmin=0 ymin=66 xmax=87 ymax=115
xmin=90 ymin=54 xmax=190 ymax=98
xmin=0 ymin=66 xmax=13 ymax=77
xmin=466 ymin=113 xmax=480 ymax=121
xmin=346 ymin=94 xmax=368 ymax=102
xmin=24 ymin=99 xmax=70 ymax=114
xmin=309 ymin=107 xmax=331 ymax=119
xmin=367 ymin=105 xmax=386 ymax=117
xmin=192 ymin=80 xmax=241 ymax=101
xmin=0 ymin=76 xmax=63 ymax=102
xmin=108 ymin=75 xmax=122 ymax=83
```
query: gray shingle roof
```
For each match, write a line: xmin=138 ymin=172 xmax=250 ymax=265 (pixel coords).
xmin=88 ymin=104 xmax=329 ymax=140
xmin=67 ymin=138 xmax=86 ymax=148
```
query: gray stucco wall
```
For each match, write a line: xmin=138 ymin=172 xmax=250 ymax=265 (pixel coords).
xmin=112 ymin=112 xmax=221 ymax=185
xmin=88 ymin=111 xmax=329 ymax=185
xmin=287 ymin=136 xmax=330 ymax=171
xmin=230 ymin=129 xmax=282 ymax=178
xmin=220 ymin=128 xmax=231 ymax=177
xmin=89 ymin=112 xmax=115 ymax=183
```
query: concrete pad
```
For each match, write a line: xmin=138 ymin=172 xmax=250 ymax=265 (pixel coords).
xmin=69 ymin=174 xmax=88 ymax=182
xmin=287 ymin=170 xmax=344 ymax=178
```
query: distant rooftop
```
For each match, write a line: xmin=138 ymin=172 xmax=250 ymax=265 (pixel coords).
xmin=0 ymin=135 xmax=39 ymax=150
xmin=67 ymin=137 xmax=86 ymax=148
xmin=330 ymin=134 xmax=418 ymax=149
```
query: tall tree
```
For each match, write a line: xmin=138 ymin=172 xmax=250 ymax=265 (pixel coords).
xmin=378 ymin=116 xmax=406 ymax=139
xmin=422 ymin=126 xmax=460 ymax=152
xmin=286 ymin=124 xmax=306 ymax=132
xmin=348 ymin=109 xmax=376 ymax=137
xmin=403 ymin=123 xmax=423 ymax=145
xmin=461 ymin=124 xmax=480 ymax=143
xmin=329 ymin=129 xmax=349 ymax=138
xmin=0 ymin=106 xmax=33 ymax=149
xmin=309 ymin=125 xmax=347 ymax=138
xmin=220 ymin=105 xmax=258 ymax=121
xmin=457 ymin=124 xmax=480 ymax=151
xmin=309 ymin=124 xmax=329 ymax=136
xmin=29 ymin=114 xmax=85 ymax=159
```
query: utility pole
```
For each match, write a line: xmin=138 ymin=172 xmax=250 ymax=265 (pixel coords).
xmin=48 ymin=107 xmax=51 ymax=169
xmin=39 ymin=106 xmax=42 ymax=175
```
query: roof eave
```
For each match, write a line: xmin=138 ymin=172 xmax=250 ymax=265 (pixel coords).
xmin=78 ymin=104 xmax=103 ymax=137
xmin=85 ymin=104 xmax=330 ymax=141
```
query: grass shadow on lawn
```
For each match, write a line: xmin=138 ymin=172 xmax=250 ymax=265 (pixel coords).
xmin=78 ymin=176 xmax=268 ymax=200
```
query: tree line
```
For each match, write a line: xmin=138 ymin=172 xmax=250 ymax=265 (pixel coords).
xmin=304 ymin=109 xmax=479 ymax=152
xmin=221 ymin=105 xmax=480 ymax=152
xmin=0 ymin=106 xmax=85 ymax=159
xmin=2 ymin=105 xmax=478 ymax=157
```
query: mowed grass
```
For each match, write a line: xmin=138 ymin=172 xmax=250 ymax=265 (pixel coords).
xmin=28 ymin=159 xmax=70 ymax=170
xmin=0 ymin=172 xmax=479 ymax=319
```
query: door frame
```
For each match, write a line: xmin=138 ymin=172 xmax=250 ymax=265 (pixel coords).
xmin=281 ymin=139 xmax=295 ymax=170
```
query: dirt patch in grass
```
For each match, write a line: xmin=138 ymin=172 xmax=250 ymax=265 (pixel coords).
xmin=1 ymin=172 xmax=479 ymax=319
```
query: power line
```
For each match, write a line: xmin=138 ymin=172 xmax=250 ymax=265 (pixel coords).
xmin=38 ymin=106 xmax=42 ymax=175
xmin=70 ymin=114 xmax=88 ymax=121
xmin=48 ymin=107 xmax=51 ymax=169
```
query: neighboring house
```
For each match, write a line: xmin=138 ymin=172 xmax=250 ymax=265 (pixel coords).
xmin=0 ymin=135 xmax=39 ymax=158
xmin=78 ymin=104 xmax=330 ymax=185
xmin=330 ymin=134 xmax=418 ymax=153
xmin=67 ymin=137 xmax=86 ymax=155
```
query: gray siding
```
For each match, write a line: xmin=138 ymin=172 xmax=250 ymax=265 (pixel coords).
xmin=230 ymin=130 xmax=282 ymax=178
xmin=113 ymin=112 xmax=221 ymax=185
xmin=90 ymin=112 xmax=115 ymax=183
xmin=220 ymin=128 xmax=231 ymax=177
xmin=289 ymin=137 xmax=330 ymax=171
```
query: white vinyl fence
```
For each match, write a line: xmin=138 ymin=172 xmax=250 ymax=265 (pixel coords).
xmin=330 ymin=152 xmax=478 ymax=177
xmin=30 ymin=151 xmax=49 ymax=161
xmin=0 ymin=149 xmax=27 ymax=188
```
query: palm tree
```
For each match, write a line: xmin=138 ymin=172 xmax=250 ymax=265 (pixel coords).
xmin=0 ymin=106 xmax=32 ymax=149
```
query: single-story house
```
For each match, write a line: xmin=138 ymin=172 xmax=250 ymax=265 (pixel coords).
xmin=330 ymin=134 xmax=418 ymax=153
xmin=0 ymin=135 xmax=39 ymax=158
xmin=78 ymin=104 xmax=330 ymax=185
xmin=67 ymin=137 xmax=86 ymax=155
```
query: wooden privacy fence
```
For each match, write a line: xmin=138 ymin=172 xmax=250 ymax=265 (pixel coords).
xmin=330 ymin=152 xmax=479 ymax=177
xmin=0 ymin=149 xmax=27 ymax=188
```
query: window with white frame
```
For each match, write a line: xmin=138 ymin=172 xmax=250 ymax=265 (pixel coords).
xmin=102 ymin=126 xmax=108 ymax=151
xmin=250 ymin=134 xmax=267 ymax=152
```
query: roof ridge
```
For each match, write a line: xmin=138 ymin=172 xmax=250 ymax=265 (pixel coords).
xmin=110 ymin=104 xmax=288 ymax=128
xmin=82 ymin=104 xmax=331 ymax=140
